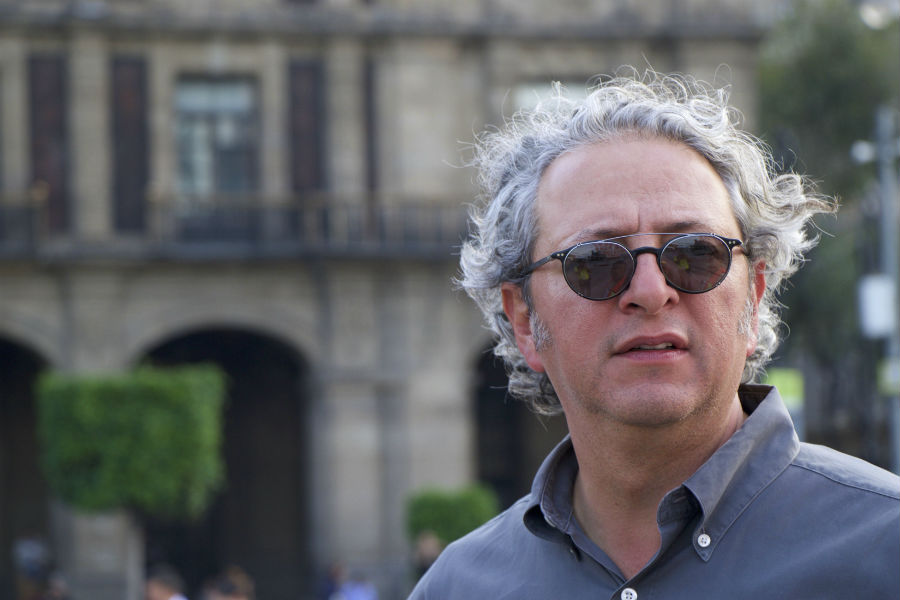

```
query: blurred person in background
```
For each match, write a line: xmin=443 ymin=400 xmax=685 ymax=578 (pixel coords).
xmin=145 ymin=564 xmax=188 ymax=600
xmin=334 ymin=570 xmax=377 ymax=600
xmin=409 ymin=69 xmax=900 ymax=599
xmin=13 ymin=535 xmax=49 ymax=600
xmin=203 ymin=565 xmax=255 ymax=600
xmin=317 ymin=561 xmax=347 ymax=600
xmin=41 ymin=572 xmax=70 ymax=600
xmin=412 ymin=530 xmax=442 ymax=580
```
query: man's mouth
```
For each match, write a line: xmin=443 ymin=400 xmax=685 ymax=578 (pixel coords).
xmin=614 ymin=334 xmax=688 ymax=355
xmin=633 ymin=343 xmax=675 ymax=350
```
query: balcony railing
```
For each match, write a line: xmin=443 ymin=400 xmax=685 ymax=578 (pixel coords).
xmin=0 ymin=195 xmax=469 ymax=262
xmin=0 ymin=201 xmax=40 ymax=255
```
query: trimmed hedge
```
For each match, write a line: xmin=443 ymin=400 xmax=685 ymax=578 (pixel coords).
xmin=36 ymin=365 xmax=226 ymax=519
xmin=407 ymin=484 xmax=499 ymax=546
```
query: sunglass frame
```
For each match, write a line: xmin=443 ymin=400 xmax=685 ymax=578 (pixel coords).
xmin=521 ymin=232 xmax=744 ymax=301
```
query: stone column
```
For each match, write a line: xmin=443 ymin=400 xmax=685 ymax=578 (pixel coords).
xmin=259 ymin=40 xmax=289 ymax=239
xmin=325 ymin=38 xmax=366 ymax=201
xmin=70 ymin=30 xmax=111 ymax=240
xmin=52 ymin=267 xmax=142 ymax=600
xmin=374 ymin=270 xmax=413 ymax=597
xmin=261 ymin=40 xmax=288 ymax=200
xmin=50 ymin=502 xmax=144 ymax=600
xmin=59 ymin=268 xmax=130 ymax=372
xmin=147 ymin=44 xmax=175 ymax=236
xmin=326 ymin=381 xmax=384 ymax=563
xmin=0 ymin=34 xmax=28 ymax=196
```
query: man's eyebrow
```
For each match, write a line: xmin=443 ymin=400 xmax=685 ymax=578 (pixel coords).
xmin=568 ymin=221 xmax=712 ymax=243
xmin=656 ymin=220 xmax=712 ymax=233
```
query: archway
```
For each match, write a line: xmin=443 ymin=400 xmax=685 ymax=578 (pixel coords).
xmin=473 ymin=351 xmax=568 ymax=510
xmin=0 ymin=338 xmax=50 ymax=600
xmin=141 ymin=327 xmax=311 ymax=599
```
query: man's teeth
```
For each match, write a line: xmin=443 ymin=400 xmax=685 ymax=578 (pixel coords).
xmin=635 ymin=343 xmax=674 ymax=350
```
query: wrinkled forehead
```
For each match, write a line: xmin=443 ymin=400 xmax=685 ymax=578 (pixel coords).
xmin=533 ymin=137 xmax=741 ymax=253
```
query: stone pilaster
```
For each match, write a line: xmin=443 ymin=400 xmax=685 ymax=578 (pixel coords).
xmin=70 ymin=30 xmax=111 ymax=239
xmin=0 ymin=34 xmax=28 ymax=196
xmin=50 ymin=502 xmax=144 ymax=600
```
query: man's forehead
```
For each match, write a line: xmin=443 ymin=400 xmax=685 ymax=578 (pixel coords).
xmin=533 ymin=140 xmax=739 ymax=248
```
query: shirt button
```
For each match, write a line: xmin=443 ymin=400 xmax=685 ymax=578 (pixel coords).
xmin=698 ymin=533 xmax=712 ymax=548
xmin=621 ymin=588 xmax=638 ymax=600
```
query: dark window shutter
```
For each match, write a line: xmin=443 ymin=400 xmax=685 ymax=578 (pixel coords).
xmin=28 ymin=54 xmax=69 ymax=234
xmin=288 ymin=60 xmax=325 ymax=194
xmin=111 ymin=56 xmax=149 ymax=233
xmin=364 ymin=57 xmax=377 ymax=194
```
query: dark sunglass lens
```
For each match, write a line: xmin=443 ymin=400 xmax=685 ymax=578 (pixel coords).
xmin=660 ymin=235 xmax=730 ymax=292
xmin=563 ymin=242 xmax=633 ymax=299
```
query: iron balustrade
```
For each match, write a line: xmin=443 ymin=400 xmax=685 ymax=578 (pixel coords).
xmin=0 ymin=194 xmax=469 ymax=261
xmin=0 ymin=201 xmax=40 ymax=256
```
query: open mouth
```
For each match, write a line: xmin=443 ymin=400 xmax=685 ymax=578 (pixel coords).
xmin=615 ymin=333 xmax=688 ymax=356
xmin=633 ymin=343 xmax=675 ymax=350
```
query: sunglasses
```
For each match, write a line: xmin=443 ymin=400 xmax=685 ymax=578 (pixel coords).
xmin=521 ymin=233 xmax=744 ymax=301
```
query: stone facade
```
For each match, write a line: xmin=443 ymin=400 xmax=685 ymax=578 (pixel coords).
xmin=0 ymin=0 xmax=781 ymax=597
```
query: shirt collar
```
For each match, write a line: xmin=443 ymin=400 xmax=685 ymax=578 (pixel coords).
xmin=524 ymin=385 xmax=800 ymax=560
xmin=684 ymin=384 xmax=799 ymax=559
xmin=524 ymin=435 xmax=578 ymax=543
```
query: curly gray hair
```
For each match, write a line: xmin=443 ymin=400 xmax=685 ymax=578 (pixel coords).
xmin=459 ymin=70 xmax=835 ymax=415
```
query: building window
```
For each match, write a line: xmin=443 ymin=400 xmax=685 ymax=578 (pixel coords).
xmin=175 ymin=77 xmax=259 ymax=197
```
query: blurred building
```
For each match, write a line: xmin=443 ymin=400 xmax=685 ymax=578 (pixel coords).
xmin=0 ymin=0 xmax=784 ymax=598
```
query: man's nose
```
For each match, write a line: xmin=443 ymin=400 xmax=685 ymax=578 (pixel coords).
xmin=616 ymin=253 xmax=679 ymax=313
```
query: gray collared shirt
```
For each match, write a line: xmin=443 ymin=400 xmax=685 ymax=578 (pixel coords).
xmin=408 ymin=385 xmax=900 ymax=599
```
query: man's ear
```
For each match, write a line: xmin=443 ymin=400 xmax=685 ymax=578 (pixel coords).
xmin=746 ymin=261 xmax=766 ymax=357
xmin=501 ymin=282 xmax=546 ymax=372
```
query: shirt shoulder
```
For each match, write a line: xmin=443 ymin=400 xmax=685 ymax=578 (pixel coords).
xmin=408 ymin=495 xmax=572 ymax=600
xmin=408 ymin=496 xmax=527 ymax=597
xmin=792 ymin=442 xmax=900 ymax=500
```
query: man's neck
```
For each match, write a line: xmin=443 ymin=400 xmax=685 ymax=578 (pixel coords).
xmin=568 ymin=394 xmax=746 ymax=579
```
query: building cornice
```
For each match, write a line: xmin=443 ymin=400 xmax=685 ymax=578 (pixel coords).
xmin=0 ymin=3 xmax=767 ymax=42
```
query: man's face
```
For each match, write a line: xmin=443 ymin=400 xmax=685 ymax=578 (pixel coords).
xmin=503 ymin=137 xmax=764 ymax=428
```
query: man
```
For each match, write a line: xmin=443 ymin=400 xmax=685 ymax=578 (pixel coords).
xmin=408 ymin=71 xmax=900 ymax=598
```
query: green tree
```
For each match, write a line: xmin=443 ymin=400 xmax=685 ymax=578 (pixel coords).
xmin=406 ymin=484 xmax=499 ymax=546
xmin=759 ymin=0 xmax=898 ymax=199
xmin=37 ymin=364 xmax=227 ymax=519
xmin=757 ymin=0 xmax=899 ymax=464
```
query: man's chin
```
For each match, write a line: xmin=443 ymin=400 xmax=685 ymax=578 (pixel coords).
xmin=577 ymin=383 xmax=706 ymax=427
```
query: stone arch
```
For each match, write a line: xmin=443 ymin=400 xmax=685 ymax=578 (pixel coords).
xmin=137 ymin=325 xmax=313 ymax=599
xmin=0 ymin=337 xmax=51 ymax=600
xmin=0 ymin=317 xmax=62 ymax=369
xmin=471 ymin=342 xmax=568 ymax=509
xmin=121 ymin=305 xmax=319 ymax=371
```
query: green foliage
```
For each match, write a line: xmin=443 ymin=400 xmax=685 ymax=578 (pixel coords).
xmin=37 ymin=365 xmax=226 ymax=520
xmin=758 ymin=0 xmax=899 ymax=199
xmin=758 ymin=0 xmax=898 ymax=365
xmin=407 ymin=484 xmax=499 ymax=545
xmin=756 ymin=1 xmax=893 ymax=463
